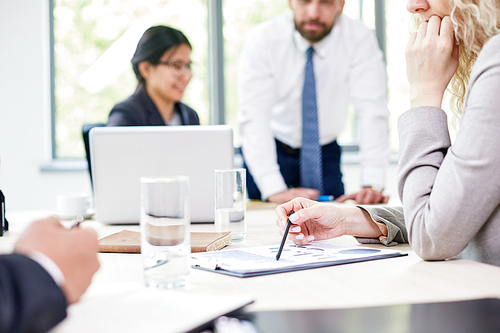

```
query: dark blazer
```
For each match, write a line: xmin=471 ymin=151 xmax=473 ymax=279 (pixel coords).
xmin=107 ymin=84 xmax=200 ymax=126
xmin=0 ymin=254 xmax=67 ymax=333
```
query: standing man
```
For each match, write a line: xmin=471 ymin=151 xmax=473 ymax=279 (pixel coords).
xmin=238 ymin=0 xmax=390 ymax=204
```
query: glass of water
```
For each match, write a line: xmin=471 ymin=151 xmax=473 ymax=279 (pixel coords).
xmin=214 ymin=168 xmax=246 ymax=241
xmin=140 ymin=176 xmax=190 ymax=288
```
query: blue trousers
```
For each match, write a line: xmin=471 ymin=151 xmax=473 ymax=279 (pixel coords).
xmin=244 ymin=139 xmax=344 ymax=200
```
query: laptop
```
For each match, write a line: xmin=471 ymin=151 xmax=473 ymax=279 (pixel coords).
xmin=89 ymin=125 xmax=234 ymax=224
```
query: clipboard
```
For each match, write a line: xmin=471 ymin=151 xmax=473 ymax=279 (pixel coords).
xmin=191 ymin=241 xmax=407 ymax=278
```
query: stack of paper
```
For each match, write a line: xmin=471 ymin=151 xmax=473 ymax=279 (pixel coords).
xmin=53 ymin=282 xmax=253 ymax=333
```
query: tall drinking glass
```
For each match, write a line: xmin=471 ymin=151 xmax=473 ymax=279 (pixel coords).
xmin=140 ymin=176 xmax=190 ymax=288
xmin=214 ymin=168 xmax=246 ymax=241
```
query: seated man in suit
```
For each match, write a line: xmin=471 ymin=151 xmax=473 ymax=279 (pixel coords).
xmin=0 ymin=217 xmax=99 ymax=333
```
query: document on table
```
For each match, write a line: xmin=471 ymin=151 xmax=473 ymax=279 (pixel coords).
xmin=52 ymin=282 xmax=254 ymax=333
xmin=191 ymin=241 xmax=407 ymax=277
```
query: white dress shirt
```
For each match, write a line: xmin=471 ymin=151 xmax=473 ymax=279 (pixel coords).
xmin=238 ymin=13 xmax=390 ymax=200
xmin=29 ymin=251 xmax=65 ymax=287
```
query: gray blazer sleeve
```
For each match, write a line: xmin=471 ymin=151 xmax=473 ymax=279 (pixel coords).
xmin=356 ymin=206 xmax=408 ymax=246
xmin=397 ymin=35 xmax=500 ymax=265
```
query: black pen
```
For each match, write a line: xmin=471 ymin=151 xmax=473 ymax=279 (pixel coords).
xmin=276 ymin=210 xmax=294 ymax=261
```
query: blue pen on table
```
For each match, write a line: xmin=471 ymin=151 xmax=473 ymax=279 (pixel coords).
xmin=317 ymin=195 xmax=334 ymax=202
xmin=276 ymin=210 xmax=295 ymax=261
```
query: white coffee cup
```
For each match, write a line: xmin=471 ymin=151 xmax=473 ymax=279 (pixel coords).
xmin=56 ymin=194 xmax=91 ymax=216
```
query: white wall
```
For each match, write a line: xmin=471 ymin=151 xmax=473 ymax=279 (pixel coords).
xmin=0 ymin=1 xmax=399 ymax=211
xmin=0 ymin=0 xmax=91 ymax=211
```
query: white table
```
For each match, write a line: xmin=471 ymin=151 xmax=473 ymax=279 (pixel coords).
xmin=3 ymin=208 xmax=500 ymax=330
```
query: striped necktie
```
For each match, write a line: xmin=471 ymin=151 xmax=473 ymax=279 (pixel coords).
xmin=299 ymin=46 xmax=323 ymax=193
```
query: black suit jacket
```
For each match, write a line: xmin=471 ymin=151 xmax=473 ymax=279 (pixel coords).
xmin=107 ymin=84 xmax=200 ymax=126
xmin=0 ymin=254 xmax=67 ymax=333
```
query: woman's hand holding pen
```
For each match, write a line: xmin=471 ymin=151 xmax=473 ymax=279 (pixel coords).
xmin=275 ymin=198 xmax=345 ymax=245
xmin=275 ymin=197 xmax=384 ymax=245
xmin=406 ymin=15 xmax=459 ymax=109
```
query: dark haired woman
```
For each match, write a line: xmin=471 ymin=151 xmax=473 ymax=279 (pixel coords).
xmin=107 ymin=25 xmax=199 ymax=126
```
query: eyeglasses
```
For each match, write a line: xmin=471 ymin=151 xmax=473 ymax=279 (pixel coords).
xmin=157 ymin=61 xmax=192 ymax=76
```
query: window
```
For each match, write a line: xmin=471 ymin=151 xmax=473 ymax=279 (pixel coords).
xmin=385 ymin=0 xmax=412 ymax=152
xmin=52 ymin=0 xmax=208 ymax=159
xmin=51 ymin=0 xmax=409 ymax=160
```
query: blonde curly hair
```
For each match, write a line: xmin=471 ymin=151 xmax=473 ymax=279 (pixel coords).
xmin=448 ymin=0 xmax=500 ymax=116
